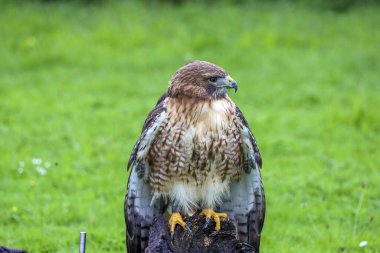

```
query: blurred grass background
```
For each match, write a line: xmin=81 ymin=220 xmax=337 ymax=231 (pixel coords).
xmin=1 ymin=0 xmax=380 ymax=252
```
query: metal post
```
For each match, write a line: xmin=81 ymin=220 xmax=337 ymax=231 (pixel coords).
xmin=79 ymin=232 xmax=86 ymax=253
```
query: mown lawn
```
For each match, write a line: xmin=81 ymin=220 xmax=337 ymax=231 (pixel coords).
xmin=0 ymin=1 xmax=379 ymax=252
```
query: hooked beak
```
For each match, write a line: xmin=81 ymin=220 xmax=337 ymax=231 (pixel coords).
xmin=211 ymin=75 xmax=238 ymax=93
xmin=226 ymin=76 xmax=238 ymax=93
xmin=227 ymin=81 xmax=238 ymax=93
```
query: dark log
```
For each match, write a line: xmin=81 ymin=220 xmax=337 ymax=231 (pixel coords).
xmin=146 ymin=212 xmax=256 ymax=253
xmin=0 ymin=247 xmax=27 ymax=253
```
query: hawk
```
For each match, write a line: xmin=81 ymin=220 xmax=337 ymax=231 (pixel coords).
xmin=125 ymin=60 xmax=265 ymax=253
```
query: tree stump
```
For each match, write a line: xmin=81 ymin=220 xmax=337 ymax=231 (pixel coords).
xmin=146 ymin=212 xmax=256 ymax=253
xmin=0 ymin=247 xmax=27 ymax=253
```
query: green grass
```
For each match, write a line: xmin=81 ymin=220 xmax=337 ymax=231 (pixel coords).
xmin=1 ymin=1 xmax=379 ymax=252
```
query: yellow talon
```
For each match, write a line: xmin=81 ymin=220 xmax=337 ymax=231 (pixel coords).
xmin=201 ymin=208 xmax=227 ymax=230
xmin=169 ymin=212 xmax=187 ymax=233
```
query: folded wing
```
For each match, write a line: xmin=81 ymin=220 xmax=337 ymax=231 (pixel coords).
xmin=125 ymin=93 xmax=168 ymax=253
xmin=218 ymin=105 xmax=265 ymax=252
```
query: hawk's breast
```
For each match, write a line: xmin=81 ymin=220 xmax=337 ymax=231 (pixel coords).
xmin=148 ymin=97 xmax=244 ymax=211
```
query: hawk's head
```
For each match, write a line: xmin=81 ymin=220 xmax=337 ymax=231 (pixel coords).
xmin=168 ymin=60 xmax=238 ymax=99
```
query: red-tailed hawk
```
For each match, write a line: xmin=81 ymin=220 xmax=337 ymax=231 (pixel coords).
xmin=125 ymin=60 xmax=265 ymax=253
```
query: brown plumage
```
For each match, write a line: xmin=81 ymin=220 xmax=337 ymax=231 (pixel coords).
xmin=168 ymin=61 xmax=229 ymax=99
xmin=125 ymin=60 xmax=265 ymax=253
xmin=149 ymin=95 xmax=244 ymax=202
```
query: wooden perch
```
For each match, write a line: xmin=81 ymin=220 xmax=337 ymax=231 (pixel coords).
xmin=0 ymin=247 xmax=27 ymax=253
xmin=146 ymin=212 xmax=256 ymax=253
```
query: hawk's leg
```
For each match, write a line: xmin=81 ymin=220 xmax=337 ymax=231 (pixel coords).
xmin=201 ymin=208 xmax=227 ymax=230
xmin=168 ymin=205 xmax=191 ymax=238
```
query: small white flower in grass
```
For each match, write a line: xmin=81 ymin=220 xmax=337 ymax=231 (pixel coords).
xmin=18 ymin=167 xmax=24 ymax=174
xmin=32 ymin=158 xmax=42 ymax=165
xmin=35 ymin=166 xmax=47 ymax=176
xmin=44 ymin=161 xmax=51 ymax=168
xmin=359 ymin=241 xmax=368 ymax=247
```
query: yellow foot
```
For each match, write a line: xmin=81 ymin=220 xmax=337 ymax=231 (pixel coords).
xmin=168 ymin=212 xmax=190 ymax=236
xmin=201 ymin=208 xmax=227 ymax=230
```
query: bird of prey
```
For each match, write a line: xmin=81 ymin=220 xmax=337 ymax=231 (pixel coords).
xmin=125 ymin=60 xmax=265 ymax=253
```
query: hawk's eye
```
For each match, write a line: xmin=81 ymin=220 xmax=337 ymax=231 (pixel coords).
xmin=209 ymin=77 xmax=218 ymax=83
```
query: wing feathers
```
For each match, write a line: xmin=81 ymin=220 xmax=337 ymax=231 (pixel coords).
xmin=218 ymin=164 xmax=265 ymax=253
xmin=125 ymin=93 xmax=168 ymax=252
xmin=125 ymin=166 xmax=164 ymax=253
xmin=217 ymin=104 xmax=265 ymax=253
xmin=127 ymin=93 xmax=168 ymax=170
xmin=235 ymin=105 xmax=262 ymax=169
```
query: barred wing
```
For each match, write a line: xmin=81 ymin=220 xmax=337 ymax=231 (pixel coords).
xmin=219 ymin=105 xmax=265 ymax=253
xmin=128 ymin=93 xmax=168 ymax=172
xmin=125 ymin=165 xmax=166 ymax=253
xmin=125 ymin=93 xmax=168 ymax=253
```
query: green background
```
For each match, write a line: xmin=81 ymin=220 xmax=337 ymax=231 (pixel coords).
xmin=1 ymin=1 xmax=379 ymax=252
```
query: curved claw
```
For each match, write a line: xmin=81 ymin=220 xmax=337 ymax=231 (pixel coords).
xmin=201 ymin=209 xmax=227 ymax=231
xmin=203 ymin=217 xmax=211 ymax=229
xmin=185 ymin=224 xmax=192 ymax=235
xmin=169 ymin=212 xmax=191 ymax=239
xmin=170 ymin=224 xmax=192 ymax=239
